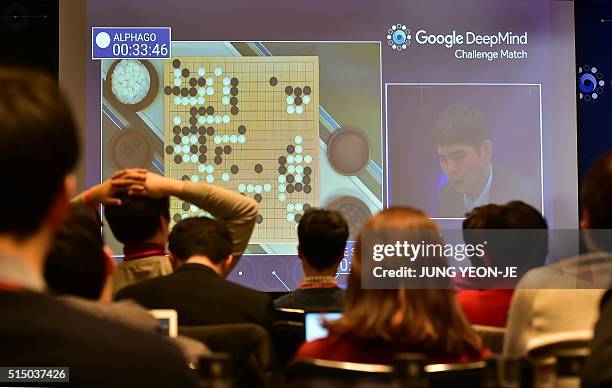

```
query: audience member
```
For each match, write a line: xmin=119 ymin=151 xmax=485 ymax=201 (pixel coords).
xmin=296 ymin=207 xmax=489 ymax=365
xmin=504 ymin=151 xmax=612 ymax=357
xmin=578 ymin=150 xmax=612 ymax=388
xmin=274 ymin=209 xmax=348 ymax=310
xmin=457 ymin=201 xmax=548 ymax=327
xmin=44 ymin=203 xmax=210 ymax=363
xmin=0 ymin=67 xmax=196 ymax=387
xmin=116 ymin=216 xmax=277 ymax=329
xmin=105 ymin=169 xmax=258 ymax=294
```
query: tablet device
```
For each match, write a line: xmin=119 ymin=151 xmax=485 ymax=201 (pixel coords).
xmin=304 ymin=311 xmax=342 ymax=342
xmin=149 ymin=309 xmax=178 ymax=338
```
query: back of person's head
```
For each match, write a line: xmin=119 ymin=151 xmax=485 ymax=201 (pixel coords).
xmin=168 ymin=217 xmax=233 ymax=265
xmin=433 ymin=104 xmax=490 ymax=149
xmin=104 ymin=194 xmax=170 ymax=244
xmin=582 ymin=150 xmax=612 ymax=229
xmin=0 ymin=67 xmax=79 ymax=238
xmin=327 ymin=207 xmax=482 ymax=359
xmin=44 ymin=204 xmax=108 ymax=300
xmin=297 ymin=209 xmax=349 ymax=272
xmin=463 ymin=201 xmax=548 ymax=272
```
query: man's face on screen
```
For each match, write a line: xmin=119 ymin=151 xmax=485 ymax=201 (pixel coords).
xmin=437 ymin=142 xmax=490 ymax=195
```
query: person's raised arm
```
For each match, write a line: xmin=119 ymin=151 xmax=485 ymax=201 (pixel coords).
xmin=71 ymin=169 xmax=147 ymax=207
xmin=127 ymin=171 xmax=258 ymax=272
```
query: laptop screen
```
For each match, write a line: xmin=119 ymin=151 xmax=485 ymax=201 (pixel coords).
xmin=305 ymin=312 xmax=343 ymax=342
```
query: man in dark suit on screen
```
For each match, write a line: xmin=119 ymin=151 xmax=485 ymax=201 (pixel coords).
xmin=434 ymin=105 xmax=539 ymax=218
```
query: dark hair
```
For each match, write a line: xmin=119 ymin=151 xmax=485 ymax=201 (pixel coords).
xmin=104 ymin=194 xmax=170 ymax=244
xmin=297 ymin=209 xmax=349 ymax=271
xmin=581 ymin=150 xmax=612 ymax=229
xmin=433 ymin=104 xmax=490 ymax=149
xmin=44 ymin=204 xmax=106 ymax=299
xmin=327 ymin=207 xmax=483 ymax=358
xmin=168 ymin=217 xmax=233 ymax=264
xmin=0 ymin=68 xmax=79 ymax=237
xmin=463 ymin=201 xmax=548 ymax=272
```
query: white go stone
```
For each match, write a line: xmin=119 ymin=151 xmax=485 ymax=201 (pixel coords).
xmin=182 ymin=154 xmax=190 ymax=162
xmin=206 ymin=115 xmax=215 ymax=124
xmin=223 ymin=77 xmax=231 ymax=86
xmin=255 ymin=185 xmax=262 ymax=193
xmin=304 ymin=155 xmax=312 ymax=164
xmin=206 ymin=165 xmax=214 ymax=174
xmin=295 ymin=105 xmax=304 ymax=115
xmin=222 ymin=135 xmax=229 ymax=143
xmin=173 ymin=96 xmax=181 ymax=105
xmin=287 ymin=165 xmax=296 ymax=174
xmin=174 ymin=145 xmax=182 ymax=154
xmin=181 ymin=136 xmax=189 ymax=145
xmin=173 ymin=116 xmax=181 ymax=125
xmin=190 ymin=154 xmax=198 ymax=163
xmin=214 ymin=135 xmax=222 ymax=144
xmin=278 ymin=184 xmax=286 ymax=192
xmin=264 ymin=183 xmax=272 ymax=192
xmin=206 ymin=174 xmax=214 ymax=183
xmin=206 ymin=87 xmax=214 ymax=96
xmin=198 ymin=87 xmax=206 ymax=96
xmin=206 ymin=77 xmax=214 ymax=86
xmin=278 ymin=193 xmax=286 ymax=202
xmin=295 ymin=203 xmax=304 ymax=212
xmin=174 ymin=78 xmax=182 ymax=87
xmin=214 ymin=115 xmax=221 ymax=124
xmin=182 ymin=145 xmax=189 ymax=153
xmin=182 ymin=213 xmax=189 ymax=220
xmin=223 ymin=86 xmax=231 ymax=95
xmin=222 ymin=172 xmax=230 ymax=181
xmin=295 ymin=145 xmax=303 ymax=154
xmin=198 ymin=116 xmax=206 ymax=124
xmin=296 ymin=165 xmax=304 ymax=174
xmin=303 ymin=95 xmax=311 ymax=105
xmin=230 ymin=135 xmax=238 ymax=143
xmin=197 ymin=96 xmax=206 ymax=105
xmin=222 ymin=96 xmax=230 ymax=105
xmin=287 ymin=155 xmax=295 ymax=164
xmin=190 ymin=135 xmax=198 ymax=144
xmin=222 ymin=115 xmax=231 ymax=124
xmin=191 ymin=175 xmax=200 ymax=183
xmin=287 ymin=203 xmax=295 ymax=212
xmin=278 ymin=175 xmax=286 ymax=183
xmin=238 ymin=135 xmax=246 ymax=144
xmin=295 ymin=174 xmax=303 ymax=183
xmin=198 ymin=164 xmax=206 ymax=172
xmin=198 ymin=67 xmax=206 ymax=76
xmin=247 ymin=184 xmax=254 ymax=193
xmin=287 ymin=105 xmax=295 ymax=114
xmin=287 ymin=213 xmax=295 ymax=222
xmin=295 ymin=155 xmax=303 ymax=164
xmin=190 ymin=204 xmax=199 ymax=212
xmin=294 ymin=135 xmax=303 ymax=144
xmin=214 ymin=67 xmax=222 ymax=76
xmin=189 ymin=97 xmax=197 ymax=105
xmin=181 ymin=97 xmax=189 ymax=106
xmin=238 ymin=184 xmax=246 ymax=192
xmin=174 ymin=69 xmax=181 ymax=78
xmin=286 ymin=96 xmax=295 ymax=105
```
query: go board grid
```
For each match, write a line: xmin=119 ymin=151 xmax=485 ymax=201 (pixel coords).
xmin=164 ymin=56 xmax=319 ymax=243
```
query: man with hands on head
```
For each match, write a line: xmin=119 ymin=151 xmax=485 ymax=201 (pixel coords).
xmin=103 ymin=169 xmax=258 ymax=294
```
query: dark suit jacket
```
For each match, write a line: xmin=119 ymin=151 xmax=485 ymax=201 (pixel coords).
xmin=274 ymin=287 xmax=346 ymax=310
xmin=116 ymin=263 xmax=277 ymax=329
xmin=0 ymin=290 xmax=196 ymax=388
xmin=439 ymin=165 xmax=540 ymax=217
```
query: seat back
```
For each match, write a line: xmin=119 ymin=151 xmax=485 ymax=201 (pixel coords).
xmin=287 ymin=357 xmax=393 ymax=387
xmin=179 ymin=323 xmax=276 ymax=387
xmin=272 ymin=308 xmax=305 ymax=365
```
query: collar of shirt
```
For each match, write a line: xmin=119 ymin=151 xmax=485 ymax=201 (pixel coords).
xmin=299 ymin=275 xmax=338 ymax=289
xmin=464 ymin=164 xmax=493 ymax=211
xmin=123 ymin=242 xmax=167 ymax=262
xmin=0 ymin=253 xmax=46 ymax=292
